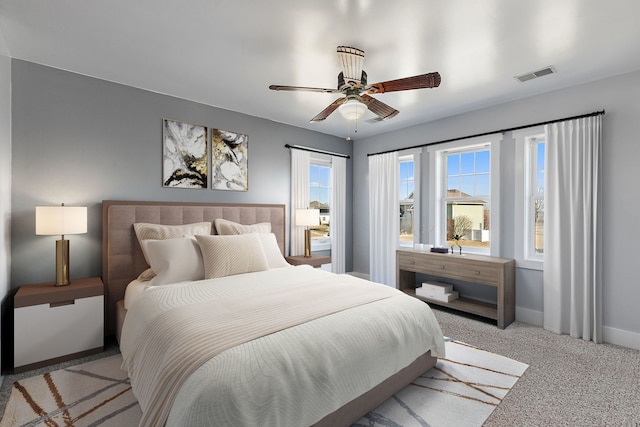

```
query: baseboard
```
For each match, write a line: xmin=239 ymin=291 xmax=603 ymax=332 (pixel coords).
xmin=515 ymin=306 xmax=543 ymax=326
xmin=515 ymin=306 xmax=639 ymax=350
xmin=603 ymin=326 xmax=640 ymax=351
xmin=347 ymin=271 xmax=370 ymax=280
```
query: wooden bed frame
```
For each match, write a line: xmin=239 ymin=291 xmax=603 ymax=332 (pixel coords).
xmin=101 ymin=199 xmax=436 ymax=426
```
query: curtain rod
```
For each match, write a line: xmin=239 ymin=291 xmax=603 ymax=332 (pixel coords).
xmin=367 ymin=109 xmax=605 ymax=157
xmin=285 ymin=144 xmax=351 ymax=159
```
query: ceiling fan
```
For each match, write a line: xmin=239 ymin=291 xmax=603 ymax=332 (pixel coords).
xmin=269 ymin=46 xmax=441 ymax=123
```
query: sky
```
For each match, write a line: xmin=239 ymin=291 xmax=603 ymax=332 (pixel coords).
xmin=310 ymin=164 xmax=331 ymax=205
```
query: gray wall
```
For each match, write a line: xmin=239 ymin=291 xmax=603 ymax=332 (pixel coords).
xmin=7 ymin=59 xmax=640 ymax=351
xmin=353 ymin=69 xmax=640 ymax=347
xmin=10 ymin=60 xmax=353 ymax=290
xmin=0 ymin=29 xmax=11 ymax=374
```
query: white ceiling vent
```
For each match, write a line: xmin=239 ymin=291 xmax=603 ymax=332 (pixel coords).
xmin=515 ymin=66 xmax=556 ymax=83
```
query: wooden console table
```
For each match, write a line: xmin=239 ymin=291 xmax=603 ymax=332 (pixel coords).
xmin=396 ymin=249 xmax=515 ymax=328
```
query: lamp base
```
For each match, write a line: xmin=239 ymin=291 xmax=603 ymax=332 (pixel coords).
xmin=304 ymin=228 xmax=312 ymax=258
xmin=55 ymin=239 xmax=70 ymax=286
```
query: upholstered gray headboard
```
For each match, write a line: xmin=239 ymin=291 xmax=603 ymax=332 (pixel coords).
xmin=101 ymin=200 xmax=286 ymax=335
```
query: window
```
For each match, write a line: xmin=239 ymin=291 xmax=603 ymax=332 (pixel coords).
xmin=309 ymin=156 xmax=331 ymax=251
xmin=514 ymin=127 xmax=545 ymax=268
xmin=445 ymin=148 xmax=490 ymax=249
xmin=428 ymin=135 xmax=502 ymax=255
xmin=529 ymin=139 xmax=545 ymax=258
xmin=399 ymin=156 xmax=414 ymax=246
xmin=398 ymin=150 xmax=421 ymax=247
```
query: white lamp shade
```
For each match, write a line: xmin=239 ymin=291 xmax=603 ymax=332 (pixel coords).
xmin=295 ymin=209 xmax=320 ymax=227
xmin=36 ymin=206 xmax=87 ymax=235
xmin=338 ymin=99 xmax=367 ymax=121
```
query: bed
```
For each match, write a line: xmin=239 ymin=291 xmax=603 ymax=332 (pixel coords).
xmin=102 ymin=200 xmax=445 ymax=427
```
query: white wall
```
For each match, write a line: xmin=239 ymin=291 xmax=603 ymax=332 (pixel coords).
xmin=0 ymin=26 xmax=12 ymax=379
xmin=353 ymin=69 xmax=640 ymax=349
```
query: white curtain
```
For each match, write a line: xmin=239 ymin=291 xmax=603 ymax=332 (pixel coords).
xmin=543 ymin=115 xmax=602 ymax=342
xmin=290 ymin=149 xmax=310 ymax=256
xmin=331 ymin=156 xmax=346 ymax=273
xmin=369 ymin=152 xmax=399 ymax=287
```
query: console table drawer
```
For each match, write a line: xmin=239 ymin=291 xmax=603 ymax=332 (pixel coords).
xmin=398 ymin=253 xmax=500 ymax=286
xmin=447 ymin=261 xmax=500 ymax=286
xmin=397 ymin=252 xmax=453 ymax=272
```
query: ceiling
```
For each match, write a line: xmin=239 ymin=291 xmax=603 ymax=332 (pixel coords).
xmin=1 ymin=0 xmax=639 ymax=140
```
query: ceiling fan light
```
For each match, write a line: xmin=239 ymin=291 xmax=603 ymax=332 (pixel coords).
xmin=338 ymin=99 xmax=367 ymax=121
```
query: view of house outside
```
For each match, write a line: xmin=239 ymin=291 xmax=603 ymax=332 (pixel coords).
xmin=309 ymin=200 xmax=330 ymax=238
xmin=393 ymin=141 xmax=545 ymax=255
xmin=533 ymin=141 xmax=545 ymax=254
xmin=310 ymin=163 xmax=331 ymax=240
xmin=306 ymin=146 xmax=545 ymax=255
xmin=446 ymin=149 xmax=490 ymax=248
xmin=535 ymin=201 xmax=544 ymax=253
xmin=400 ymin=159 xmax=414 ymax=243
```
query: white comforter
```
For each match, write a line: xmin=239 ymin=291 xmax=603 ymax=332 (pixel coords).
xmin=120 ymin=266 xmax=445 ymax=427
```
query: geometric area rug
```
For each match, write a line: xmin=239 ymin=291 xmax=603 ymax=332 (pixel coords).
xmin=353 ymin=338 xmax=529 ymax=426
xmin=1 ymin=338 xmax=527 ymax=427
xmin=0 ymin=355 xmax=140 ymax=427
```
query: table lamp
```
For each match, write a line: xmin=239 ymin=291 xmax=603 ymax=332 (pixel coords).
xmin=36 ymin=203 xmax=87 ymax=286
xmin=295 ymin=208 xmax=320 ymax=258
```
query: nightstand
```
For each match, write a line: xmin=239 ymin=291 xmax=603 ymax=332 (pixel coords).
xmin=286 ymin=254 xmax=331 ymax=268
xmin=14 ymin=277 xmax=104 ymax=373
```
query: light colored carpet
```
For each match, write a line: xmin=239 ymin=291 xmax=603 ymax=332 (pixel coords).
xmin=431 ymin=308 xmax=640 ymax=426
xmin=0 ymin=339 xmax=527 ymax=426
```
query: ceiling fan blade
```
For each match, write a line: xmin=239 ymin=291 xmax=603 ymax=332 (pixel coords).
xmin=310 ymin=98 xmax=345 ymax=122
xmin=366 ymin=72 xmax=441 ymax=94
xmin=269 ymin=84 xmax=341 ymax=94
xmin=359 ymin=94 xmax=399 ymax=120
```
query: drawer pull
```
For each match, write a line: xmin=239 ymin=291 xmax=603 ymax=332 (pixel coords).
xmin=440 ymin=265 xmax=445 ymax=270
xmin=50 ymin=300 xmax=75 ymax=308
xmin=476 ymin=271 xmax=481 ymax=275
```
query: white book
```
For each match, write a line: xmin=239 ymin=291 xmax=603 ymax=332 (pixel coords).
xmin=419 ymin=281 xmax=453 ymax=294
xmin=416 ymin=289 xmax=459 ymax=302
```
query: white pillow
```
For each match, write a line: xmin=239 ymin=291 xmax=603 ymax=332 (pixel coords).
xmin=142 ymin=237 xmax=204 ymax=285
xmin=195 ymin=234 xmax=269 ymax=279
xmin=124 ymin=279 xmax=150 ymax=310
xmin=256 ymin=233 xmax=289 ymax=268
xmin=133 ymin=222 xmax=212 ymax=265
xmin=214 ymin=218 xmax=271 ymax=235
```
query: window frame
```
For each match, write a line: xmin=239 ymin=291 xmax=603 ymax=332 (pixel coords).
xmin=309 ymin=153 xmax=332 ymax=252
xmin=398 ymin=149 xmax=421 ymax=248
xmin=514 ymin=126 xmax=545 ymax=270
xmin=428 ymin=134 xmax=502 ymax=256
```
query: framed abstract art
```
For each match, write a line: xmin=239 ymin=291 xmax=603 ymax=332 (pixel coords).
xmin=162 ymin=119 xmax=208 ymax=189
xmin=211 ymin=128 xmax=248 ymax=191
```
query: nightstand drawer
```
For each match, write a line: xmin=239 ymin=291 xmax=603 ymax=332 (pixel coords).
xmin=14 ymin=294 xmax=104 ymax=368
